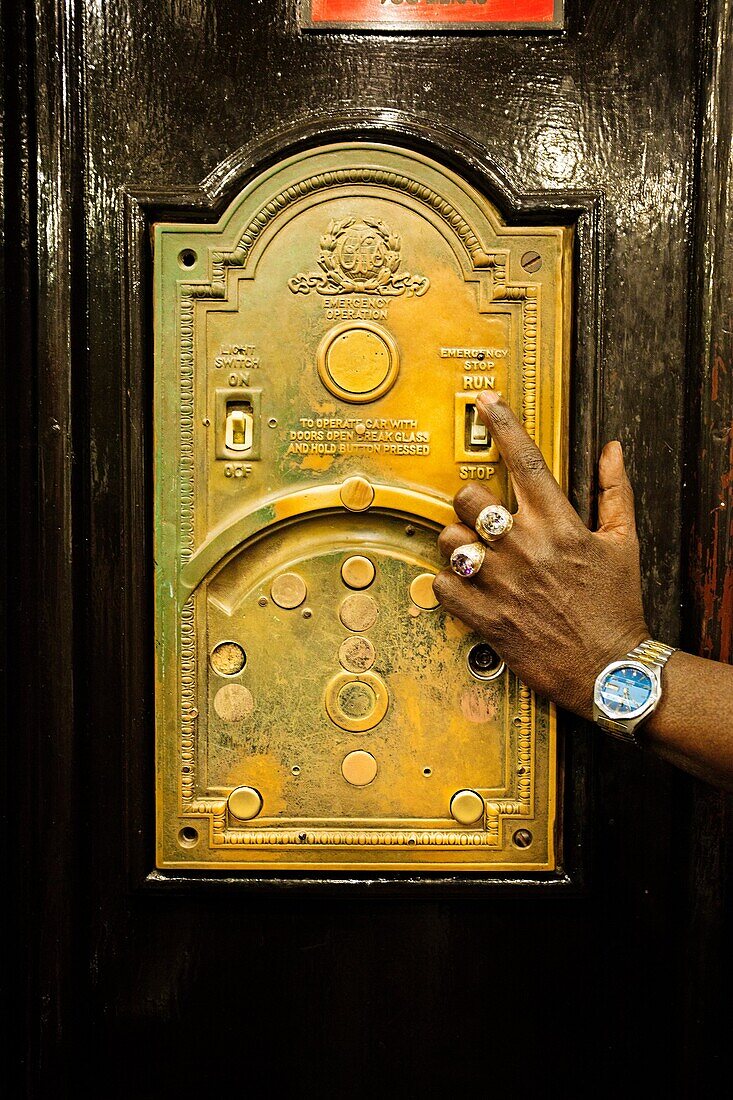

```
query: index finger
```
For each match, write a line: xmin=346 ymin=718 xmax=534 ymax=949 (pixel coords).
xmin=475 ymin=389 xmax=567 ymax=513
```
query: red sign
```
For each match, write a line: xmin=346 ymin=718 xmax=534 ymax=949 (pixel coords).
xmin=304 ymin=0 xmax=562 ymax=30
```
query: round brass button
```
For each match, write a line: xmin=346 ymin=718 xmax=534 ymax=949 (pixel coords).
xmin=338 ymin=636 xmax=376 ymax=673
xmin=228 ymin=785 xmax=263 ymax=821
xmin=341 ymin=750 xmax=378 ymax=787
xmin=317 ymin=322 xmax=399 ymax=404
xmin=339 ymin=476 xmax=375 ymax=512
xmin=325 ymin=671 xmax=389 ymax=733
xmin=339 ymin=592 xmax=378 ymax=632
xmin=450 ymin=789 xmax=485 ymax=826
xmin=338 ymin=680 xmax=377 ymax=720
xmin=270 ymin=572 xmax=307 ymax=609
xmin=410 ymin=573 xmax=439 ymax=610
xmin=214 ymin=684 xmax=254 ymax=723
xmin=341 ymin=555 xmax=376 ymax=590
xmin=210 ymin=640 xmax=246 ymax=676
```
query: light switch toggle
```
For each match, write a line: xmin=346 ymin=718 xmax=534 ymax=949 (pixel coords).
xmin=225 ymin=404 xmax=254 ymax=452
xmin=467 ymin=405 xmax=490 ymax=450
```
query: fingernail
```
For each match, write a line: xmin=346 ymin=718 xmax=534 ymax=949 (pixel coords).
xmin=477 ymin=389 xmax=500 ymax=408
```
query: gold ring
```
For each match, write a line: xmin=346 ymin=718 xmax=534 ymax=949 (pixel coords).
xmin=450 ymin=542 xmax=486 ymax=578
xmin=475 ymin=504 xmax=513 ymax=544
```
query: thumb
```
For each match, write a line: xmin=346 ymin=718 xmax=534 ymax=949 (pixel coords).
xmin=597 ymin=441 xmax=636 ymax=540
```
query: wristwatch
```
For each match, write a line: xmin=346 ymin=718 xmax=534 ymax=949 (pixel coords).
xmin=593 ymin=639 xmax=676 ymax=744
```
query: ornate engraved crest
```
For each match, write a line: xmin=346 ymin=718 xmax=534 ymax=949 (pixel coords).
xmin=288 ymin=217 xmax=430 ymax=297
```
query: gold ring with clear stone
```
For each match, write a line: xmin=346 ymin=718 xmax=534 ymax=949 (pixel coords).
xmin=475 ymin=504 xmax=513 ymax=544
xmin=450 ymin=542 xmax=486 ymax=578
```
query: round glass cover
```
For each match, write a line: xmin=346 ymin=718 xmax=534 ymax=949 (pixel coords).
xmin=598 ymin=664 xmax=654 ymax=717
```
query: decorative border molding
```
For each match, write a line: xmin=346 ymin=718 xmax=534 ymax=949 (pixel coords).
xmin=180 ymin=598 xmax=197 ymax=803
xmin=486 ymin=685 xmax=534 ymax=844
xmin=215 ymin=167 xmax=492 ymax=278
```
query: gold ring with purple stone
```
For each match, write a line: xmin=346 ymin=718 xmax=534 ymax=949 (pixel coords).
xmin=450 ymin=542 xmax=486 ymax=578
xmin=475 ymin=503 xmax=513 ymax=544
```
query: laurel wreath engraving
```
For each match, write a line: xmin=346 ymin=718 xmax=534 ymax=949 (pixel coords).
xmin=288 ymin=217 xmax=430 ymax=297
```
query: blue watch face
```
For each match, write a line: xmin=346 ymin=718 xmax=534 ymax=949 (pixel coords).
xmin=599 ymin=665 xmax=654 ymax=716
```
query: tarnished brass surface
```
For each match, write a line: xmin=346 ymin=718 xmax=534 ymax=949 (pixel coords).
xmin=154 ymin=143 xmax=571 ymax=871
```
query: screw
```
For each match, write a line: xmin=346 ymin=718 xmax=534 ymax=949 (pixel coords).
xmin=405 ymin=525 xmax=416 ymax=536
xmin=521 ymin=250 xmax=542 ymax=273
xmin=302 ymin=608 xmax=312 ymax=619
xmin=513 ymin=829 xmax=533 ymax=849
xmin=258 ymin=596 xmax=267 ymax=606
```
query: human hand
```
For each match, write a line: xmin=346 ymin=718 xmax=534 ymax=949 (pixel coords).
xmin=433 ymin=390 xmax=651 ymax=720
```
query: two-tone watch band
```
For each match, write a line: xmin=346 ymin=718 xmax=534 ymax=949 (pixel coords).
xmin=595 ymin=639 xmax=676 ymax=741
xmin=628 ymin=639 xmax=677 ymax=671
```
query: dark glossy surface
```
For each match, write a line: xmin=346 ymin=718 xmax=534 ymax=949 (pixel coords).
xmin=681 ymin=0 xmax=733 ymax=1087
xmin=3 ymin=0 xmax=731 ymax=1095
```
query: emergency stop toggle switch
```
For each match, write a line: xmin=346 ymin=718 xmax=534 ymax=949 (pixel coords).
xmin=467 ymin=404 xmax=490 ymax=449
xmin=454 ymin=393 xmax=500 ymax=463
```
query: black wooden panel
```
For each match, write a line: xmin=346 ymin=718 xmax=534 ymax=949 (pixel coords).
xmin=681 ymin=0 xmax=733 ymax=1089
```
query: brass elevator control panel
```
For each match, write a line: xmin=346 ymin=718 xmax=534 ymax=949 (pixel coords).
xmin=154 ymin=143 xmax=572 ymax=872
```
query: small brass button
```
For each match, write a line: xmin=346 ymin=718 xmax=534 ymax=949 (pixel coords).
xmin=228 ymin=785 xmax=263 ymax=821
xmin=270 ymin=571 xmax=307 ymax=609
xmin=339 ymin=476 xmax=375 ymax=512
xmin=410 ymin=573 xmax=439 ymax=610
xmin=450 ymin=789 xmax=485 ymax=826
xmin=341 ymin=750 xmax=378 ymax=787
xmin=214 ymin=684 xmax=254 ymax=722
xmin=210 ymin=640 xmax=246 ymax=676
xmin=339 ymin=592 xmax=378 ymax=632
xmin=339 ymin=636 xmax=376 ymax=673
xmin=341 ymin=555 xmax=376 ymax=590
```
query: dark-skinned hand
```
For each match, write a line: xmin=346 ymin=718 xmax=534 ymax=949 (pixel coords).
xmin=434 ymin=389 xmax=650 ymax=720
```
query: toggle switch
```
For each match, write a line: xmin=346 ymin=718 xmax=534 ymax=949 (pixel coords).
xmin=454 ymin=393 xmax=499 ymax=463
xmin=225 ymin=404 xmax=254 ymax=452
xmin=214 ymin=387 xmax=262 ymax=460
xmin=467 ymin=404 xmax=490 ymax=450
